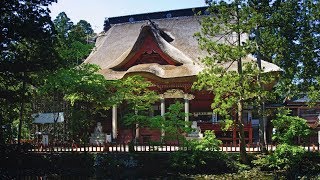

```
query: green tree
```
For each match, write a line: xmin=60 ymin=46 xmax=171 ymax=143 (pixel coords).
xmin=189 ymin=130 xmax=222 ymax=151
xmin=251 ymin=0 xmax=320 ymax=99
xmin=194 ymin=0 xmax=275 ymax=163
xmin=160 ymin=102 xmax=191 ymax=144
xmin=120 ymin=76 xmax=159 ymax=145
xmin=41 ymin=64 xmax=158 ymax=146
xmin=272 ymin=108 xmax=310 ymax=145
xmin=53 ymin=12 xmax=94 ymax=67
xmin=254 ymin=108 xmax=311 ymax=178
xmin=308 ymin=77 xmax=320 ymax=104
xmin=53 ymin=12 xmax=74 ymax=39
xmin=0 ymin=0 xmax=58 ymax=146
xmin=77 ymin=20 xmax=94 ymax=35
xmin=40 ymin=64 xmax=118 ymax=143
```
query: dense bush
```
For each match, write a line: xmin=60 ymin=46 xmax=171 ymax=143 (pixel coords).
xmin=187 ymin=168 xmax=274 ymax=179
xmin=253 ymin=109 xmax=320 ymax=178
xmin=272 ymin=109 xmax=310 ymax=145
xmin=254 ymin=144 xmax=320 ymax=178
xmin=188 ymin=130 xmax=222 ymax=151
xmin=52 ymin=153 xmax=94 ymax=175
xmin=93 ymin=153 xmax=173 ymax=179
xmin=170 ymin=150 xmax=237 ymax=174
xmin=254 ymin=144 xmax=306 ymax=171
xmin=0 ymin=151 xmax=95 ymax=177
xmin=170 ymin=131 xmax=237 ymax=174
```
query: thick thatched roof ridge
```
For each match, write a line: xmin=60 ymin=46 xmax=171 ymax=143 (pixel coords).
xmin=99 ymin=63 xmax=202 ymax=80
xmin=108 ymin=24 xmax=196 ymax=69
xmin=84 ymin=16 xmax=204 ymax=70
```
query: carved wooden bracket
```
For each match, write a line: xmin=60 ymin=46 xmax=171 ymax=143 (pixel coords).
xmin=159 ymin=89 xmax=194 ymax=100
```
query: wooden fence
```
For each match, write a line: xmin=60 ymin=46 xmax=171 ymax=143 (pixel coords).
xmin=26 ymin=142 xmax=320 ymax=153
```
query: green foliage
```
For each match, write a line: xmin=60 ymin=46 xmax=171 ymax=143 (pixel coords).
xmin=195 ymin=63 xmax=273 ymax=120
xmin=41 ymin=64 xmax=116 ymax=108
xmin=194 ymin=0 xmax=275 ymax=164
xmin=272 ymin=108 xmax=311 ymax=145
xmin=170 ymin=130 xmax=236 ymax=174
xmin=53 ymin=12 xmax=95 ymax=67
xmin=120 ymin=76 xmax=159 ymax=141
xmin=188 ymin=168 xmax=274 ymax=179
xmin=245 ymin=0 xmax=320 ymax=99
xmin=40 ymin=60 xmax=159 ymax=142
xmin=68 ymin=110 xmax=93 ymax=142
xmin=170 ymin=150 xmax=233 ymax=174
xmin=53 ymin=12 xmax=74 ymax=38
xmin=41 ymin=63 xmax=158 ymax=142
xmin=253 ymin=144 xmax=309 ymax=178
xmin=149 ymin=102 xmax=191 ymax=143
xmin=40 ymin=64 xmax=114 ymax=140
xmin=120 ymin=76 xmax=158 ymax=112
xmin=308 ymin=77 xmax=320 ymax=106
xmin=188 ymin=130 xmax=222 ymax=151
xmin=254 ymin=109 xmax=314 ymax=178
xmin=219 ymin=119 xmax=234 ymax=131
xmin=0 ymin=0 xmax=59 ymax=145
xmin=77 ymin=20 xmax=94 ymax=35
xmin=255 ymin=144 xmax=306 ymax=170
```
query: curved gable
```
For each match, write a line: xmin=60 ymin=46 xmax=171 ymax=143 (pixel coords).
xmin=110 ymin=25 xmax=181 ymax=70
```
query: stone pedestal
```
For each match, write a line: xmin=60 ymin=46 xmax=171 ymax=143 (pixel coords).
xmin=186 ymin=121 xmax=203 ymax=140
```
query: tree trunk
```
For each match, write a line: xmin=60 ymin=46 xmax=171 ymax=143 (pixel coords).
xmin=18 ymin=74 xmax=26 ymax=147
xmin=236 ymin=7 xmax=248 ymax=163
xmin=53 ymin=112 xmax=59 ymax=144
xmin=256 ymin=26 xmax=267 ymax=153
xmin=0 ymin=113 xmax=4 ymax=145
xmin=129 ymin=123 xmax=136 ymax=152
xmin=259 ymin=102 xmax=267 ymax=153
xmin=238 ymin=100 xmax=249 ymax=164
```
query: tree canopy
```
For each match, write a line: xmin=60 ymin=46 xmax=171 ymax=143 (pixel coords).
xmin=194 ymin=0 xmax=277 ymax=163
xmin=0 ymin=0 xmax=59 ymax=144
xmin=53 ymin=12 xmax=95 ymax=67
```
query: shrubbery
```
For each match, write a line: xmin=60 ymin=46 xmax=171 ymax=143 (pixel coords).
xmin=254 ymin=109 xmax=320 ymax=178
xmin=170 ymin=131 xmax=237 ymax=174
xmin=170 ymin=150 xmax=236 ymax=174
xmin=254 ymin=144 xmax=306 ymax=176
xmin=254 ymin=144 xmax=320 ymax=178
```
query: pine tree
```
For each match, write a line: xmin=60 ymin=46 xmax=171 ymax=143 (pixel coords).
xmin=194 ymin=0 xmax=275 ymax=163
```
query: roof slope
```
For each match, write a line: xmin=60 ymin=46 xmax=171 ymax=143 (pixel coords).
xmin=84 ymin=13 xmax=282 ymax=80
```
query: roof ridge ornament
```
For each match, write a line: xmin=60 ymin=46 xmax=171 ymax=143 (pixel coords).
xmin=147 ymin=18 xmax=174 ymax=43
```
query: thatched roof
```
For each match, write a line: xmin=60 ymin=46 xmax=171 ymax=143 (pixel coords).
xmin=84 ymin=9 xmax=282 ymax=80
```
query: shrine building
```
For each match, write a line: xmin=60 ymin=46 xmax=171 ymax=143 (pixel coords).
xmin=84 ymin=7 xmax=282 ymax=145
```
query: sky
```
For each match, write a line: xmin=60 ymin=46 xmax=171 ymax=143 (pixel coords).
xmin=49 ymin=0 xmax=207 ymax=33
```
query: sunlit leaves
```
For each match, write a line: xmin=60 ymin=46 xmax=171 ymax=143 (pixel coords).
xmin=41 ymin=64 xmax=117 ymax=109
xmin=272 ymin=108 xmax=311 ymax=145
xmin=40 ymin=63 xmax=158 ymax=141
